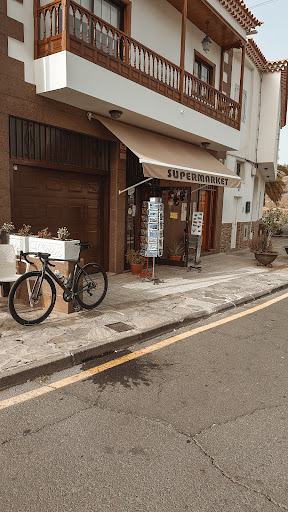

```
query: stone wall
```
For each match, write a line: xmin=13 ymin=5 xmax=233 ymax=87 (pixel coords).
xmin=236 ymin=222 xmax=251 ymax=249
xmin=220 ymin=223 xmax=232 ymax=252
xmin=221 ymin=220 xmax=262 ymax=252
xmin=251 ymin=220 xmax=261 ymax=236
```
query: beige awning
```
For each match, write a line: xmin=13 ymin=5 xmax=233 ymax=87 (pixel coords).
xmin=95 ymin=115 xmax=241 ymax=188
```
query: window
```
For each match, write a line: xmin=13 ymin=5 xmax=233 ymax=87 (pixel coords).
xmin=243 ymin=224 xmax=249 ymax=241
xmin=235 ymin=84 xmax=247 ymax=123
xmin=236 ymin=161 xmax=245 ymax=185
xmin=9 ymin=116 xmax=110 ymax=172
xmin=94 ymin=0 xmax=122 ymax=28
xmin=194 ymin=58 xmax=213 ymax=85
xmin=194 ymin=51 xmax=215 ymax=86
xmin=75 ymin=0 xmax=123 ymax=29
xmin=70 ymin=0 xmax=125 ymax=55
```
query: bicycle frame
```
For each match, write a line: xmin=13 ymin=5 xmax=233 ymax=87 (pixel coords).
xmin=38 ymin=257 xmax=86 ymax=301
xmin=19 ymin=245 xmax=98 ymax=305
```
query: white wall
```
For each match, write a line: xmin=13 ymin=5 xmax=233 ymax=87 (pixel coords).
xmin=185 ymin=18 xmax=221 ymax=85
xmin=222 ymin=157 xmax=265 ymax=226
xmin=7 ymin=0 xmax=35 ymax=84
xmin=222 ymin=53 xmax=267 ymax=227
xmin=257 ymin=71 xmax=282 ymax=178
xmin=131 ymin=0 xmax=181 ymax=66
xmin=34 ymin=51 xmax=241 ymax=151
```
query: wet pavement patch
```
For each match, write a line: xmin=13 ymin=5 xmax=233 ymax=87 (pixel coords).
xmin=105 ymin=322 xmax=134 ymax=332
xmin=81 ymin=350 xmax=173 ymax=390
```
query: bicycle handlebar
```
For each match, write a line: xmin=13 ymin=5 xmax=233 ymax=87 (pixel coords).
xmin=19 ymin=251 xmax=55 ymax=267
xmin=19 ymin=242 xmax=89 ymax=265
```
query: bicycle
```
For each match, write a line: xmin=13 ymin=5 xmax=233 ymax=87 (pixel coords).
xmin=8 ymin=242 xmax=108 ymax=326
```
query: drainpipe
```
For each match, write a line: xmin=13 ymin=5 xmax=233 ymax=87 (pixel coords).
xmin=254 ymin=71 xmax=263 ymax=225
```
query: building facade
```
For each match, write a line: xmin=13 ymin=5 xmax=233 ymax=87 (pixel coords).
xmin=221 ymin=39 xmax=288 ymax=251
xmin=1 ymin=0 xmax=287 ymax=272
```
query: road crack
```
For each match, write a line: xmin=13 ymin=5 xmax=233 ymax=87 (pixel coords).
xmin=192 ymin=435 xmax=288 ymax=510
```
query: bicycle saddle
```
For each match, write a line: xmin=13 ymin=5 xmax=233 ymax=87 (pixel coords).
xmin=77 ymin=242 xmax=90 ymax=251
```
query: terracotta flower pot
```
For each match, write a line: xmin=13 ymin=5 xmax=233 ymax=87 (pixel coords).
xmin=254 ymin=252 xmax=278 ymax=266
xmin=130 ymin=262 xmax=144 ymax=275
xmin=170 ymin=255 xmax=182 ymax=261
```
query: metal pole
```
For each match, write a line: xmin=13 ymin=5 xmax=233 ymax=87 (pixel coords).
xmin=119 ymin=177 xmax=153 ymax=195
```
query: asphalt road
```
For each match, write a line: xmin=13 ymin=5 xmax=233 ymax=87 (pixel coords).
xmin=1 ymin=291 xmax=288 ymax=511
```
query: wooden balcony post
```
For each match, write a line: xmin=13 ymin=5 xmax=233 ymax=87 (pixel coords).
xmin=238 ymin=42 xmax=246 ymax=128
xmin=179 ymin=0 xmax=187 ymax=102
xmin=219 ymin=49 xmax=224 ymax=93
xmin=62 ymin=0 xmax=70 ymax=51
xmin=34 ymin=0 xmax=40 ymax=59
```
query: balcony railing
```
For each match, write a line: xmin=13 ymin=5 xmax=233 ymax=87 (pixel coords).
xmin=35 ymin=0 xmax=240 ymax=130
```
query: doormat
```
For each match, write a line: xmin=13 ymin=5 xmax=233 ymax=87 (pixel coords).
xmin=105 ymin=322 xmax=134 ymax=332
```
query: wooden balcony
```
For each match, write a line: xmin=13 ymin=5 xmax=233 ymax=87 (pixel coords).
xmin=34 ymin=0 xmax=240 ymax=130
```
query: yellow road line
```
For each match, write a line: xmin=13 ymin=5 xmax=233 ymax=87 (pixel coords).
xmin=1 ymin=291 xmax=288 ymax=411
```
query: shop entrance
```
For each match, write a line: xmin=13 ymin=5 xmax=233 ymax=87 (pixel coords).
xmin=125 ymin=151 xmax=218 ymax=267
xmin=198 ymin=186 xmax=217 ymax=251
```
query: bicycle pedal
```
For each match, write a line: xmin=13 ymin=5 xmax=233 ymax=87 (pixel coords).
xmin=73 ymin=302 xmax=81 ymax=312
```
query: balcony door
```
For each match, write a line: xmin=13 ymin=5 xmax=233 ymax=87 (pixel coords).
xmin=194 ymin=59 xmax=212 ymax=85
xmin=70 ymin=0 xmax=124 ymax=52
xmin=193 ymin=51 xmax=215 ymax=105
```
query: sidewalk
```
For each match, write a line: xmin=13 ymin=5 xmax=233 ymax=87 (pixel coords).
xmin=1 ymin=237 xmax=288 ymax=389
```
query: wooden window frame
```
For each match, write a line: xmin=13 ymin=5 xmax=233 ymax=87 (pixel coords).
xmin=194 ymin=50 xmax=216 ymax=88
xmin=98 ymin=0 xmax=131 ymax=35
xmin=115 ymin=0 xmax=131 ymax=36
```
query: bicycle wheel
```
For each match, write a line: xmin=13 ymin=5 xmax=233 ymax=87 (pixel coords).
xmin=75 ymin=263 xmax=108 ymax=309
xmin=9 ymin=271 xmax=56 ymax=325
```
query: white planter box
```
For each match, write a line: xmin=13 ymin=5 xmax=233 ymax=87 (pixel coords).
xmin=8 ymin=235 xmax=29 ymax=255
xmin=28 ymin=237 xmax=81 ymax=260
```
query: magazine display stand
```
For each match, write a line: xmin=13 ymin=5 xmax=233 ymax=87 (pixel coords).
xmin=140 ymin=197 xmax=164 ymax=284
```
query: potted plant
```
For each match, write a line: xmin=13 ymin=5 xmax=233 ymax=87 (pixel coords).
xmin=126 ymin=249 xmax=146 ymax=275
xmin=8 ymin=223 xmax=31 ymax=254
xmin=249 ymin=233 xmax=277 ymax=266
xmin=37 ymin=227 xmax=53 ymax=239
xmin=29 ymin=227 xmax=80 ymax=260
xmin=249 ymin=209 xmax=288 ymax=266
xmin=167 ymin=240 xmax=185 ymax=261
xmin=1 ymin=221 xmax=15 ymax=244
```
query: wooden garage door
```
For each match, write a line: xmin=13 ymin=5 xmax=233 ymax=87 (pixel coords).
xmin=13 ymin=166 xmax=108 ymax=267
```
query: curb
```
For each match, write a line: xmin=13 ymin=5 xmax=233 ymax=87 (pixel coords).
xmin=1 ymin=281 xmax=288 ymax=391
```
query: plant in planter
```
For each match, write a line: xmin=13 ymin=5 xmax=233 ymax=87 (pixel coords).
xmin=29 ymin=226 xmax=80 ymax=260
xmin=126 ymin=250 xmax=146 ymax=275
xmin=167 ymin=241 xmax=185 ymax=261
xmin=250 ymin=209 xmax=288 ymax=266
xmin=249 ymin=227 xmax=278 ymax=267
xmin=1 ymin=221 xmax=15 ymax=244
xmin=38 ymin=227 xmax=53 ymax=239
xmin=1 ymin=222 xmax=15 ymax=234
xmin=57 ymin=227 xmax=70 ymax=240
xmin=18 ymin=224 xmax=32 ymax=236
xmin=8 ymin=224 xmax=31 ymax=254
xmin=262 ymin=208 xmax=288 ymax=237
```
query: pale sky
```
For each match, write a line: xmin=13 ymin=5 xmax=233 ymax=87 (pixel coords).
xmin=245 ymin=0 xmax=288 ymax=165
